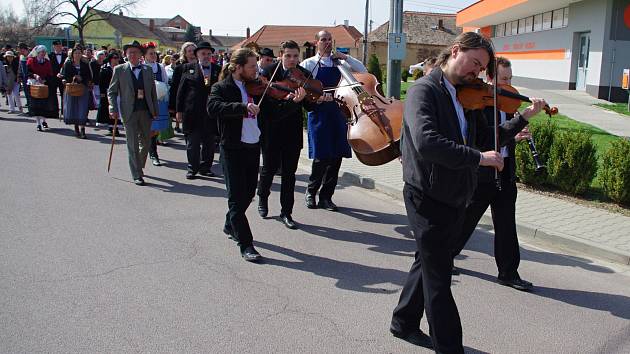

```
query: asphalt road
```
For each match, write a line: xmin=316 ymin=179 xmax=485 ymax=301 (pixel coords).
xmin=1 ymin=110 xmax=629 ymax=353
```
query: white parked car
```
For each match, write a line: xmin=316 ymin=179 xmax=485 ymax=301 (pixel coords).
xmin=409 ymin=62 xmax=424 ymax=75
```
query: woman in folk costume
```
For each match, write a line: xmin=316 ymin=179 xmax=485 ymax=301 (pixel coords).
xmin=62 ymin=45 xmax=92 ymax=139
xmin=142 ymin=42 xmax=170 ymax=166
xmin=26 ymin=45 xmax=59 ymax=131
xmin=3 ymin=51 xmax=23 ymax=113
xmin=169 ymin=42 xmax=197 ymax=134
xmin=96 ymin=51 xmax=121 ymax=135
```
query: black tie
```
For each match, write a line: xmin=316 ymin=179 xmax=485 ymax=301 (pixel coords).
xmin=132 ymin=66 xmax=141 ymax=71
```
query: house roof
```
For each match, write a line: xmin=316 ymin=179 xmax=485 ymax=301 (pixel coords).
xmin=91 ymin=9 xmax=176 ymax=47
xmin=137 ymin=17 xmax=171 ymax=27
xmin=230 ymin=24 xmax=363 ymax=51
xmin=368 ymin=11 xmax=461 ymax=46
xmin=201 ymin=35 xmax=247 ymax=49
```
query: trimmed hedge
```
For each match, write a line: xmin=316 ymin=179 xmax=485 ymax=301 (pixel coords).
xmin=547 ymin=131 xmax=598 ymax=195
xmin=599 ymin=138 xmax=630 ymax=204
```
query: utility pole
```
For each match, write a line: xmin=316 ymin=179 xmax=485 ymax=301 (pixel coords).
xmin=362 ymin=0 xmax=369 ymax=65
xmin=386 ymin=0 xmax=406 ymax=98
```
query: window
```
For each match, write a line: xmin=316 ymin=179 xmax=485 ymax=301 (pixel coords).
xmin=505 ymin=21 xmax=512 ymax=36
xmin=563 ymin=7 xmax=569 ymax=27
xmin=511 ymin=20 xmax=519 ymax=35
xmin=496 ymin=23 xmax=505 ymax=37
xmin=542 ymin=11 xmax=552 ymax=30
xmin=525 ymin=16 xmax=533 ymax=33
xmin=552 ymin=9 xmax=563 ymax=29
xmin=534 ymin=14 xmax=543 ymax=31
xmin=518 ymin=19 xmax=527 ymax=34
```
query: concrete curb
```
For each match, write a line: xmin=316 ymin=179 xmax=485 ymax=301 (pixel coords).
xmin=298 ymin=156 xmax=630 ymax=266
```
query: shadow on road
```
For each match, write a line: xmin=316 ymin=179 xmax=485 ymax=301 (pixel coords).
xmin=256 ymin=241 xmax=406 ymax=294
xmin=144 ymin=174 xmax=225 ymax=198
xmin=299 ymin=222 xmax=415 ymax=257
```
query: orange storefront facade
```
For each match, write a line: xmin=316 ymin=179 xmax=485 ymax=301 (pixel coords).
xmin=457 ymin=0 xmax=630 ymax=102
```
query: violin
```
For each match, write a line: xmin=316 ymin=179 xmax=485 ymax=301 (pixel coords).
xmin=282 ymin=67 xmax=323 ymax=103
xmin=457 ymin=78 xmax=554 ymax=173
xmin=456 ymin=78 xmax=558 ymax=117
xmin=244 ymin=76 xmax=295 ymax=101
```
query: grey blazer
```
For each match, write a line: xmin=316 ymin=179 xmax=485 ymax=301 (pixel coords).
xmin=107 ymin=62 xmax=158 ymax=121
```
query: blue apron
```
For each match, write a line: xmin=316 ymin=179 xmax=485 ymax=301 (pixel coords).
xmin=307 ymin=64 xmax=351 ymax=159
xmin=151 ymin=65 xmax=170 ymax=132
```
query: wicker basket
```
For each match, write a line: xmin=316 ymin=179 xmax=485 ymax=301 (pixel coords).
xmin=65 ymin=83 xmax=85 ymax=97
xmin=30 ymin=84 xmax=49 ymax=99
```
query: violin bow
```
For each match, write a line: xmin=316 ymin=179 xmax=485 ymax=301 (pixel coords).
xmin=257 ymin=61 xmax=282 ymax=107
xmin=492 ymin=49 xmax=502 ymax=191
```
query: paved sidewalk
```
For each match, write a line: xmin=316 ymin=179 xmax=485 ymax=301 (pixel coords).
xmin=298 ymin=134 xmax=630 ymax=266
xmin=516 ymin=87 xmax=630 ymax=137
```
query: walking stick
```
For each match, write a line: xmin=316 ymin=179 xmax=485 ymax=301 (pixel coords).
xmin=107 ymin=114 xmax=118 ymax=173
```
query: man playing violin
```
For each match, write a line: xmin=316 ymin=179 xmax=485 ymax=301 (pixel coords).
xmin=390 ymin=32 xmax=547 ymax=352
xmin=207 ymin=48 xmax=265 ymax=262
xmin=300 ymin=30 xmax=367 ymax=212
xmin=256 ymin=40 xmax=307 ymax=229
xmin=451 ymin=57 xmax=534 ymax=291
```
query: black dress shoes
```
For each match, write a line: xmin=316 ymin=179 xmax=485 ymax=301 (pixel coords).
xmin=133 ymin=178 xmax=146 ymax=186
xmin=279 ymin=214 xmax=298 ymax=229
xmin=41 ymin=121 xmax=48 ymax=129
xmin=317 ymin=199 xmax=338 ymax=211
xmin=497 ymin=276 xmax=533 ymax=291
xmin=258 ymin=197 xmax=268 ymax=218
xmin=240 ymin=245 xmax=262 ymax=262
xmin=151 ymin=157 xmax=162 ymax=166
xmin=390 ymin=327 xmax=433 ymax=349
xmin=186 ymin=171 xmax=197 ymax=180
xmin=305 ymin=193 xmax=317 ymax=209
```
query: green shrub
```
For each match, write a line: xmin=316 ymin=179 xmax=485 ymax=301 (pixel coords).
xmin=599 ymin=138 xmax=630 ymax=204
xmin=547 ymin=130 xmax=597 ymax=195
xmin=515 ymin=119 xmax=556 ymax=185
xmin=367 ymin=54 xmax=383 ymax=83
xmin=412 ymin=69 xmax=422 ymax=80
xmin=402 ymin=70 xmax=410 ymax=82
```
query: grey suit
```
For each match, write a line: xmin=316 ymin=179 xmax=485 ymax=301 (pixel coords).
xmin=108 ymin=62 xmax=159 ymax=180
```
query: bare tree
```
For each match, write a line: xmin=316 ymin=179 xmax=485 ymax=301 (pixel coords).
xmin=0 ymin=5 xmax=33 ymax=44
xmin=34 ymin=0 xmax=138 ymax=45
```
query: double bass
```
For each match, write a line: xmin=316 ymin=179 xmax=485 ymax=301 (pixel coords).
xmin=333 ymin=60 xmax=404 ymax=166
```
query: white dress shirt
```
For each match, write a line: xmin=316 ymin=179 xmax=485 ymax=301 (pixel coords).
xmin=443 ymin=77 xmax=468 ymax=145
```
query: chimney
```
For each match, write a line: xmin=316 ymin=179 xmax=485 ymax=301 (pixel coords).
xmin=208 ymin=29 xmax=213 ymax=37
xmin=246 ymin=27 xmax=250 ymax=38
xmin=343 ymin=19 xmax=349 ymax=27
xmin=118 ymin=10 xmax=123 ymax=16
xmin=149 ymin=19 xmax=155 ymax=32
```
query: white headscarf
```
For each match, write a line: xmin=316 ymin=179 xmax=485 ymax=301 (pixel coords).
xmin=28 ymin=45 xmax=48 ymax=59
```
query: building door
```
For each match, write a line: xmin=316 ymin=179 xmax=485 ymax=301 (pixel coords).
xmin=576 ymin=32 xmax=590 ymax=91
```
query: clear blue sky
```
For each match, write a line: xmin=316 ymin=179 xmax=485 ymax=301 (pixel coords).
xmin=11 ymin=0 xmax=478 ymax=37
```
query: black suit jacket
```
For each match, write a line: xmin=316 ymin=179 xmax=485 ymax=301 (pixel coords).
xmin=207 ymin=73 xmax=253 ymax=149
xmin=258 ymin=62 xmax=310 ymax=151
xmin=62 ymin=60 xmax=92 ymax=86
xmin=477 ymin=107 xmax=518 ymax=184
xmin=176 ymin=62 xmax=221 ymax=134
xmin=48 ymin=52 xmax=67 ymax=76
xmin=401 ymin=67 xmax=528 ymax=207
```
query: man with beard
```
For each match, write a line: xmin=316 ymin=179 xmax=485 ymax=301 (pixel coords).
xmin=389 ymin=32 xmax=546 ymax=353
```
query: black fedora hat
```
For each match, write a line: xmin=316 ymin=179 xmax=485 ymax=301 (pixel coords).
xmin=194 ymin=41 xmax=213 ymax=54
xmin=259 ymin=47 xmax=275 ymax=58
xmin=123 ymin=40 xmax=144 ymax=53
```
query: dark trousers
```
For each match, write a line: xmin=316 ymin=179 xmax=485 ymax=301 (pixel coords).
xmin=307 ymin=158 xmax=342 ymax=201
xmin=220 ymin=144 xmax=260 ymax=248
xmin=391 ymin=183 xmax=465 ymax=354
xmin=257 ymin=146 xmax=301 ymax=215
xmin=51 ymin=77 xmax=64 ymax=115
xmin=452 ymin=164 xmax=520 ymax=279
xmin=185 ymin=129 xmax=215 ymax=173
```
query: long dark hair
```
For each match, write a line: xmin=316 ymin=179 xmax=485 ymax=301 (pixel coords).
xmin=436 ymin=32 xmax=495 ymax=78
xmin=219 ymin=48 xmax=257 ymax=81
